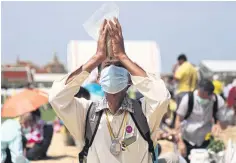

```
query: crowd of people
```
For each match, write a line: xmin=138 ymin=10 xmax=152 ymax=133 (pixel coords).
xmin=1 ymin=17 xmax=236 ymax=163
xmin=163 ymin=54 xmax=236 ymax=162
xmin=48 ymin=18 xmax=236 ymax=163
xmin=1 ymin=110 xmax=53 ymax=163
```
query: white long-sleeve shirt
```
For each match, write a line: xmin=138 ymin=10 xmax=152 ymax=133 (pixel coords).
xmin=1 ymin=119 xmax=29 ymax=163
xmin=49 ymin=70 xmax=170 ymax=163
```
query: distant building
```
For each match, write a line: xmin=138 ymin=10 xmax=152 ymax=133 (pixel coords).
xmin=4 ymin=53 xmax=66 ymax=74
xmin=44 ymin=53 xmax=67 ymax=73
xmin=199 ymin=60 xmax=236 ymax=82
xmin=1 ymin=53 xmax=67 ymax=89
xmin=1 ymin=66 xmax=34 ymax=88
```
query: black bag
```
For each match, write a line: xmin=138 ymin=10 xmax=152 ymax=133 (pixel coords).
xmin=184 ymin=92 xmax=218 ymax=123
xmin=78 ymin=99 xmax=156 ymax=163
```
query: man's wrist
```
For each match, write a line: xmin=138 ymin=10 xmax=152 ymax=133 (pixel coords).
xmin=81 ymin=53 xmax=105 ymax=73
xmin=95 ymin=52 xmax=106 ymax=62
xmin=116 ymin=53 xmax=127 ymax=61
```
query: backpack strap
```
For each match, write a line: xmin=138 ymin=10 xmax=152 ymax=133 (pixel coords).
xmin=79 ymin=102 xmax=103 ymax=163
xmin=184 ymin=92 xmax=218 ymax=123
xmin=212 ymin=94 xmax=218 ymax=124
xmin=184 ymin=92 xmax=194 ymax=120
xmin=130 ymin=99 xmax=156 ymax=162
xmin=79 ymin=99 xmax=156 ymax=162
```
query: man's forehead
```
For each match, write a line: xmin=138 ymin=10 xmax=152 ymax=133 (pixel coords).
xmin=101 ymin=59 xmax=124 ymax=69
xmin=199 ymin=88 xmax=213 ymax=96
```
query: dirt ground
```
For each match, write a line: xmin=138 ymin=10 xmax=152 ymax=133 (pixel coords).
xmin=32 ymin=126 xmax=236 ymax=163
xmin=31 ymin=132 xmax=78 ymax=163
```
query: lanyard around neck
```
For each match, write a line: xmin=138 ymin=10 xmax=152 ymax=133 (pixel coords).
xmin=105 ymin=110 xmax=128 ymax=139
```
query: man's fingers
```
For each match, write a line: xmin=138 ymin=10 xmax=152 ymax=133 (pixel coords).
xmin=114 ymin=17 xmax=122 ymax=37
xmin=102 ymin=19 xmax=107 ymax=31
xmin=109 ymin=20 xmax=117 ymax=31
xmin=103 ymin=25 xmax=109 ymax=37
xmin=99 ymin=19 xmax=107 ymax=34
xmin=108 ymin=26 xmax=114 ymax=37
xmin=114 ymin=18 xmax=120 ymax=28
xmin=99 ymin=25 xmax=108 ymax=42
xmin=108 ymin=27 xmax=120 ymax=42
xmin=114 ymin=35 xmax=121 ymax=42
xmin=114 ymin=18 xmax=122 ymax=31
xmin=108 ymin=19 xmax=123 ymax=39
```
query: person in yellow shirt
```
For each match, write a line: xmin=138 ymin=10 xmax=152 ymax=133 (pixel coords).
xmin=212 ymin=75 xmax=224 ymax=95
xmin=174 ymin=54 xmax=198 ymax=105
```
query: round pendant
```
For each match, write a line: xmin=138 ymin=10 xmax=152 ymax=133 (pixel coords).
xmin=110 ymin=139 xmax=122 ymax=156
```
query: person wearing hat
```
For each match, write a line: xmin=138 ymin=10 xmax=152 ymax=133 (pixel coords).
xmin=174 ymin=79 xmax=226 ymax=163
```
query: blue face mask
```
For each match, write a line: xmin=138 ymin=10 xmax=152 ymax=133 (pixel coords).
xmin=99 ymin=65 xmax=129 ymax=94
xmin=197 ymin=96 xmax=210 ymax=105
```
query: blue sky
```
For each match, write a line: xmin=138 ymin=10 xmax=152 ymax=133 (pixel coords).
xmin=1 ymin=1 xmax=236 ymax=73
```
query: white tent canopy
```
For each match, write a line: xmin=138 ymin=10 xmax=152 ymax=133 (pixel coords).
xmin=199 ymin=60 xmax=236 ymax=78
xmin=67 ymin=40 xmax=161 ymax=84
xmin=200 ymin=60 xmax=236 ymax=72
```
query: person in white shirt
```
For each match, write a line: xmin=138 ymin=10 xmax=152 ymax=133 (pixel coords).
xmin=175 ymin=80 xmax=226 ymax=163
xmin=1 ymin=119 xmax=29 ymax=163
xmin=49 ymin=18 xmax=170 ymax=163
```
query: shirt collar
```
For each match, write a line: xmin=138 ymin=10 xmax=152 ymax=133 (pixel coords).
xmin=95 ymin=94 xmax=134 ymax=113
